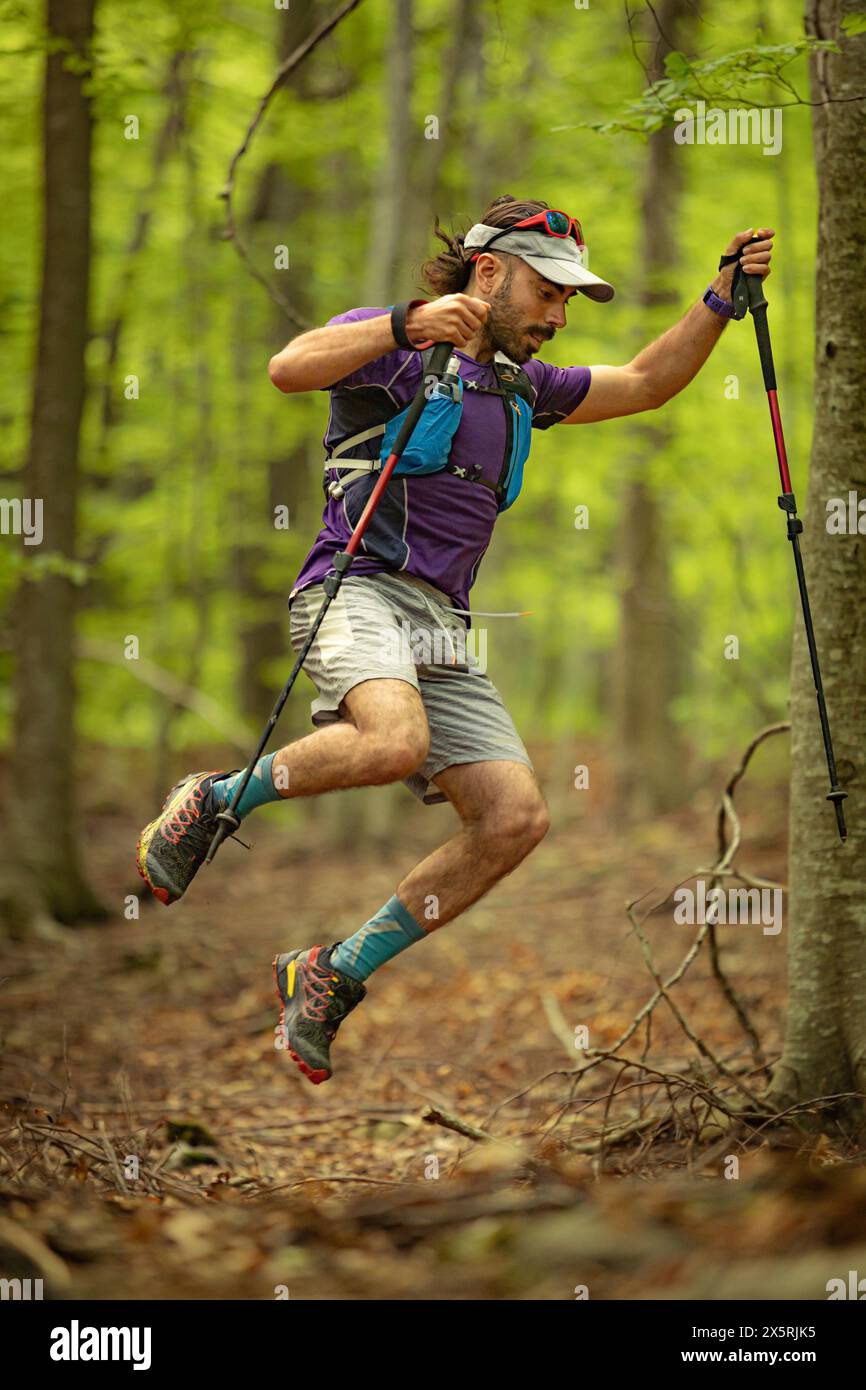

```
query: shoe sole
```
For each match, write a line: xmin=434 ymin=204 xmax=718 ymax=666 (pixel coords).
xmin=272 ymin=952 xmax=331 ymax=1086
xmin=136 ymin=827 xmax=173 ymax=906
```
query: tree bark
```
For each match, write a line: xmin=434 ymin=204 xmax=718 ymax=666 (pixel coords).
xmin=766 ymin=0 xmax=866 ymax=1139
xmin=151 ymin=103 xmax=216 ymax=801
xmin=233 ymin=2 xmax=324 ymax=730
xmin=97 ymin=50 xmax=189 ymax=458
xmin=403 ymin=0 xmax=481 ymax=287
xmin=1 ymin=0 xmax=105 ymax=933
xmin=612 ymin=0 xmax=689 ymax=820
xmin=364 ymin=0 xmax=414 ymax=304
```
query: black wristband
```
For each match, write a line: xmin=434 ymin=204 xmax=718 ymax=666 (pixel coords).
xmin=391 ymin=299 xmax=428 ymax=350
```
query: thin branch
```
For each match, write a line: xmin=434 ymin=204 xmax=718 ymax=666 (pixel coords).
xmin=219 ymin=0 xmax=366 ymax=324
xmin=705 ymin=722 xmax=790 ymax=1069
xmin=261 ymin=1174 xmax=412 ymax=1192
xmin=624 ymin=0 xmax=653 ymax=86
xmin=422 ymin=1106 xmax=497 ymax=1143
xmin=487 ymin=724 xmax=793 ymax=1150
xmin=77 ymin=637 xmax=254 ymax=754
xmin=97 ymin=1120 xmax=128 ymax=1195
xmin=541 ymin=992 xmax=577 ymax=1062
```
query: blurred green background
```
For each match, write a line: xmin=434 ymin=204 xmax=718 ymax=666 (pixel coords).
xmin=0 ymin=0 xmax=812 ymax=794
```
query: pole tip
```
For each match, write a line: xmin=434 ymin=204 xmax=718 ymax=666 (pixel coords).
xmin=828 ymin=792 xmax=848 ymax=844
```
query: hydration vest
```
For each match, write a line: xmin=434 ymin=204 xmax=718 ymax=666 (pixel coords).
xmin=322 ymin=346 xmax=534 ymax=514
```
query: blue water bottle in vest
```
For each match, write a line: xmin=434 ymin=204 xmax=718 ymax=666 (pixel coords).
xmin=381 ymin=354 xmax=464 ymax=474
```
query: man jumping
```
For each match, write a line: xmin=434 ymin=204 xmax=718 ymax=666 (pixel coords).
xmin=137 ymin=195 xmax=774 ymax=1085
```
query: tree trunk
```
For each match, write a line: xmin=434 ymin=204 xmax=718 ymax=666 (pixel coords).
xmin=766 ymin=0 xmax=866 ymax=1139
xmin=469 ymin=13 xmax=545 ymax=213
xmin=364 ymin=0 xmax=413 ymax=304
xmin=152 ymin=102 xmax=215 ymax=800
xmin=402 ymin=0 xmax=480 ymax=287
xmin=97 ymin=50 xmax=189 ymax=459
xmin=233 ymin=2 xmax=323 ymax=730
xmin=1 ymin=0 xmax=105 ymax=933
xmin=612 ymin=0 xmax=689 ymax=821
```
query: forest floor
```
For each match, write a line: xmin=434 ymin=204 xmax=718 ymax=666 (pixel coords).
xmin=2 ymin=738 xmax=865 ymax=1300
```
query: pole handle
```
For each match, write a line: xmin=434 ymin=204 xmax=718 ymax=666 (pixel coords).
xmin=728 ymin=234 xmax=771 ymax=376
xmin=742 ymin=272 xmax=776 ymax=391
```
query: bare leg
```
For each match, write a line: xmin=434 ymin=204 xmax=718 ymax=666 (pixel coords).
xmin=396 ymin=761 xmax=550 ymax=929
xmin=270 ymin=678 xmax=430 ymax=797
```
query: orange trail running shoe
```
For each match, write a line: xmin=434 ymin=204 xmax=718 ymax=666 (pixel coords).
xmin=137 ymin=770 xmax=235 ymax=905
xmin=273 ymin=944 xmax=367 ymax=1084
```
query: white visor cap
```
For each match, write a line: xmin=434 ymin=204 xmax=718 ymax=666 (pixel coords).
xmin=463 ymin=222 xmax=615 ymax=302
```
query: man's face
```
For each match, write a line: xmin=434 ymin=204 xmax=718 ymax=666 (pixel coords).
xmin=482 ymin=258 xmax=577 ymax=365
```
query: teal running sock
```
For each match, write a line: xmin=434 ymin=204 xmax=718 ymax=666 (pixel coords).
xmin=330 ymin=895 xmax=426 ymax=983
xmin=211 ymin=754 xmax=282 ymax=822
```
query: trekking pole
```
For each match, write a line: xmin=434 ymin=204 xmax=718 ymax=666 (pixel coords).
xmin=205 ymin=339 xmax=456 ymax=865
xmin=731 ymin=246 xmax=847 ymax=843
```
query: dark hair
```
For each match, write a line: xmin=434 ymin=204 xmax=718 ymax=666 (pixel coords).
xmin=419 ymin=194 xmax=552 ymax=295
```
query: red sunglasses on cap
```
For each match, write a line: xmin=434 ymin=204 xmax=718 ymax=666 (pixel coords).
xmin=471 ymin=209 xmax=586 ymax=259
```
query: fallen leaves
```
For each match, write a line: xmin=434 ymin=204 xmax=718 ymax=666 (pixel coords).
xmin=0 ymin=790 xmax=832 ymax=1299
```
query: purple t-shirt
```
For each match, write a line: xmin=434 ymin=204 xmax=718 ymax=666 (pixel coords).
xmin=289 ymin=306 xmax=591 ymax=614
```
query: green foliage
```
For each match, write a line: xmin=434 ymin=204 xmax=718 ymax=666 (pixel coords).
xmin=554 ymin=36 xmax=839 ymax=136
xmin=9 ymin=552 xmax=90 ymax=586
xmin=0 ymin=0 xmax=824 ymax=766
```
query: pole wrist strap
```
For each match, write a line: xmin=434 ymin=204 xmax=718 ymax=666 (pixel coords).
xmin=718 ymin=249 xmax=751 ymax=320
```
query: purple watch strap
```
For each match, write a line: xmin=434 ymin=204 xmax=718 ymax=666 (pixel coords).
xmin=703 ymin=285 xmax=735 ymax=320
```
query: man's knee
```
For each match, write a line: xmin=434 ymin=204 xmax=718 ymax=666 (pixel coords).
xmin=366 ymin=724 xmax=431 ymax=782
xmin=480 ymin=792 xmax=550 ymax=860
xmin=344 ymin=680 xmax=430 ymax=783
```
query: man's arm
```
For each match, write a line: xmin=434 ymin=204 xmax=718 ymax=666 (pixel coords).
xmin=269 ymin=313 xmax=401 ymax=393
xmin=563 ymin=227 xmax=774 ymax=425
xmin=268 ymin=294 xmax=490 ymax=393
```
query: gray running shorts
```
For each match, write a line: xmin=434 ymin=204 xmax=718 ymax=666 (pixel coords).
xmin=288 ymin=570 xmax=533 ymax=805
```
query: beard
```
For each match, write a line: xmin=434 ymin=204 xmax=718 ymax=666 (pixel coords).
xmin=481 ymin=281 xmax=552 ymax=365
